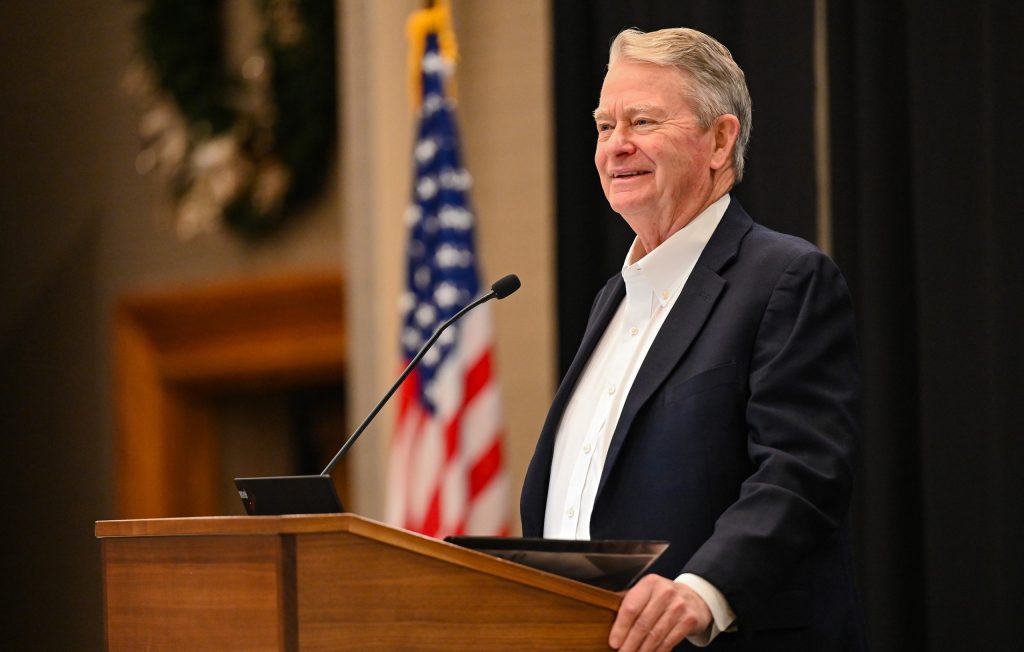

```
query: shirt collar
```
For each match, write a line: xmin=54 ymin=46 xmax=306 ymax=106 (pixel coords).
xmin=620 ymin=193 xmax=731 ymax=321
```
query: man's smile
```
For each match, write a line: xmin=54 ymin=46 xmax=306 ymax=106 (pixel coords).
xmin=609 ymin=169 xmax=653 ymax=179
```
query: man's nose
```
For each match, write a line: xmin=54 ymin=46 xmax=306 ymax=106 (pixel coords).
xmin=607 ymin=124 xmax=636 ymax=155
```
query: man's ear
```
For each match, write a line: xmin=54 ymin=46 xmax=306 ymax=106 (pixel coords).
xmin=709 ymin=114 xmax=740 ymax=171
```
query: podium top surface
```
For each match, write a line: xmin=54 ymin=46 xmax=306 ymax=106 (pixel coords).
xmin=95 ymin=513 xmax=622 ymax=611
xmin=97 ymin=512 xmax=385 ymax=538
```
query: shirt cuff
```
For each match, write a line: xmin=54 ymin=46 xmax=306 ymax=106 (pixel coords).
xmin=675 ymin=573 xmax=737 ymax=647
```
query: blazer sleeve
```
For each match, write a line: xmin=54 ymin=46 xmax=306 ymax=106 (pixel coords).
xmin=681 ymin=249 xmax=861 ymax=624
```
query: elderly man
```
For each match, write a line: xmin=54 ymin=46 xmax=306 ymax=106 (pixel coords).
xmin=521 ymin=28 xmax=864 ymax=651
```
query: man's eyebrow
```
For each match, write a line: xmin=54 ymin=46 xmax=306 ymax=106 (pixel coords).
xmin=592 ymin=104 xmax=665 ymax=121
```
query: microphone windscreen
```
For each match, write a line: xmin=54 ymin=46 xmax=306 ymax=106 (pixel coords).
xmin=491 ymin=274 xmax=521 ymax=299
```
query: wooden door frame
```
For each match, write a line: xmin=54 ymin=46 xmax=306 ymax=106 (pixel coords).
xmin=113 ymin=271 xmax=345 ymax=518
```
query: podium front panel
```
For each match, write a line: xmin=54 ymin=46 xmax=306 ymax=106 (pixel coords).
xmin=102 ymin=534 xmax=295 ymax=651
xmin=295 ymin=532 xmax=614 ymax=650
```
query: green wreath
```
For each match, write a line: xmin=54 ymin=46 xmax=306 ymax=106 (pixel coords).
xmin=125 ymin=0 xmax=336 ymax=239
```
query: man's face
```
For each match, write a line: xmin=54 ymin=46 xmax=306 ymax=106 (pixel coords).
xmin=594 ymin=61 xmax=717 ymax=223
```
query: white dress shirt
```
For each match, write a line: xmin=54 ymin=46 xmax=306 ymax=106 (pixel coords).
xmin=544 ymin=193 xmax=736 ymax=646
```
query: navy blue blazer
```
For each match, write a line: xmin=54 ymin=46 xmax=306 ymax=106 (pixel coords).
xmin=521 ymin=198 xmax=866 ymax=650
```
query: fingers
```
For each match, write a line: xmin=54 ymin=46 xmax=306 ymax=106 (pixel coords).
xmin=609 ymin=575 xmax=711 ymax=652
xmin=638 ymin=595 xmax=688 ymax=652
xmin=608 ymin=576 xmax=654 ymax=649
xmin=631 ymin=587 xmax=677 ymax=652
xmin=655 ymin=619 xmax=693 ymax=652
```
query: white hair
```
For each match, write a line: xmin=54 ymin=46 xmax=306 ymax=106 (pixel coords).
xmin=609 ymin=27 xmax=752 ymax=181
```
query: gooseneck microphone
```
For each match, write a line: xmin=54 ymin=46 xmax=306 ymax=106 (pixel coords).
xmin=320 ymin=273 xmax=521 ymax=476
xmin=490 ymin=273 xmax=521 ymax=300
xmin=235 ymin=274 xmax=521 ymax=515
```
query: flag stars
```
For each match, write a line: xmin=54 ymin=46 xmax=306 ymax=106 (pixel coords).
xmin=439 ymin=205 xmax=473 ymax=230
xmin=415 ymin=266 xmax=432 ymax=289
xmin=415 ymin=138 xmax=438 ymax=163
xmin=435 ymin=243 xmax=473 ymax=268
xmin=415 ymin=303 xmax=437 ymax=328
xmin=421 ymin=52 xmax=454 ymax=81
xmin=399 ymin=291 xmax=417 ymax=315
xmin=422 ymin=93 xmax=444 ymax=115
xmin=436 ymin=327 xmax=455 ymax=346
xmin=439 ymin=168 xmax=472 ymax=191
xmin=421 ymin=378 xmax=442 ymax=413
xmin=434 ymin=282 xmax=460 ymax=308
xmin=404 ymin=205 xmax=423 ymax=227
xmin=422 ymin=52 xmax=444 ymax=74
xmin=417 ymin=175 xmax=438 ymax=200
xmin=422 ymin=347 xmax=441 ymax=368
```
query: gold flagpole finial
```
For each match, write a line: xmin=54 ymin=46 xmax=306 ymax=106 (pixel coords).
xmin=407 ymin=0 xmax=458 ymax=109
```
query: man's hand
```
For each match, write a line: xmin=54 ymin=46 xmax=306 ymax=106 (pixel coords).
xmin=608 ymin=574 xmax=713 ymax=652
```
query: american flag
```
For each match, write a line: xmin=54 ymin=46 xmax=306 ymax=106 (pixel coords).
xmin=386 ymin=23 xmax=509 ymax=538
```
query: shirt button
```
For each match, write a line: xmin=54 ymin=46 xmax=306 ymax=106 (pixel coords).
xmin=567 ymin=506 xmax=576 ymax=518
xmin=661 ymin=290 xmax=670 ymax=300
xmin=583 ymin=442 xmax=592 ymax=454
xmin=607 ymin=385 xmax=616 ymax=395
xmin=629 ymin=326 xmax=638 ymax=336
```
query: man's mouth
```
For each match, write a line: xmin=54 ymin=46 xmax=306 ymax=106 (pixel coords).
xmin=610 ymin=170 xmax=651 ymax=179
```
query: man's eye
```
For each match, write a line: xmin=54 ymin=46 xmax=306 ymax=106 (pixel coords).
xmin=634 ymin=118 xmax=651 ymax=127
xmin=597 ymin=122 xmax=613 ymax=132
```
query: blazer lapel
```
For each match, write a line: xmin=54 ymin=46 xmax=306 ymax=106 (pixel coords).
xmin=596 ymin=199 xmax=754 ymax=501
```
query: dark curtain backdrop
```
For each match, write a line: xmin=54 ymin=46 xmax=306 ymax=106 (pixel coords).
xmin=828 ymin=1 xmax=1024 ymax=650
xmin=552 ymin=1 xmax=1023 ymax=650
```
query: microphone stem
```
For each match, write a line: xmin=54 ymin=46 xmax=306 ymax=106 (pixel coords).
xmin=320 ymin=290 xmax=495 ymax=477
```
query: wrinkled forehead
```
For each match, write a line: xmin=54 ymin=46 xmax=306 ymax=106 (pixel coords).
xmin=594 ymin=61 xmax=694 ymax=117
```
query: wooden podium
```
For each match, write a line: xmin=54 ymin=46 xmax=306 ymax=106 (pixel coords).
xmin=96 ymin=513 xmax=620 ymax=650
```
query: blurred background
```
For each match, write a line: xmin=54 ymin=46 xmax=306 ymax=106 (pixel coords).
xmin=1 ymin=0 xmax=1020 ymax=650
